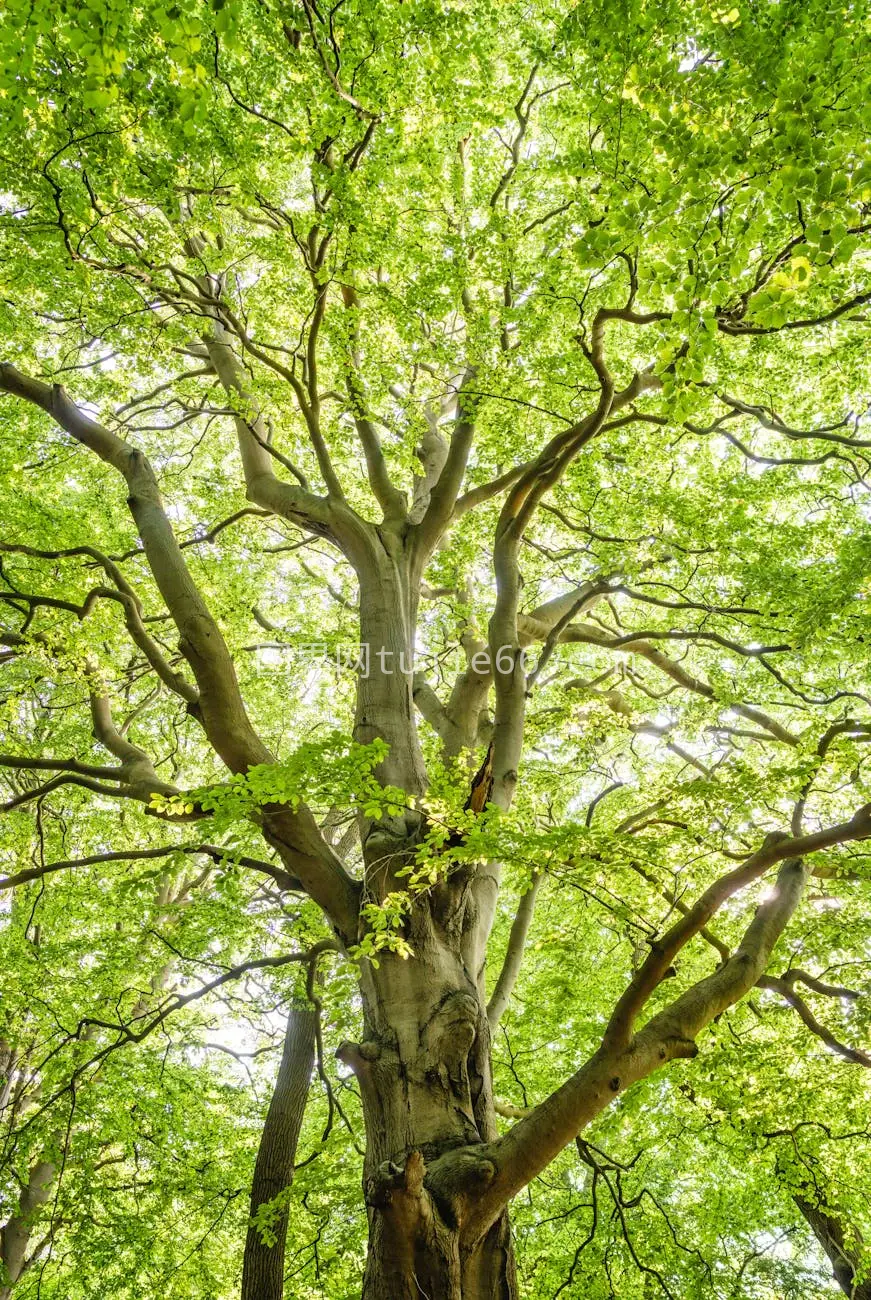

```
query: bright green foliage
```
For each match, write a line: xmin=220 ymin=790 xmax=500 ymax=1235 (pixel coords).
xmin=1 ymin=0 xmax=871 ymax=1295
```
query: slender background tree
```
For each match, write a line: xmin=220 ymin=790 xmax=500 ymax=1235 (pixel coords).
xmin=1 ymin=0 xmax=871 ymax=1295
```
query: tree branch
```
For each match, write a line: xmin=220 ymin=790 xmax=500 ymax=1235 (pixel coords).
xmin=0 ymin=843 xmax=302 ymax=894
xmin=471 ymin=851 xmax=814 ymax=1228
xmin=757 ymin=975 xmax=871 ymax=1067
xmin=487 ymin=873 xmax=543 ymax=1029
xmin=339 ymin=284 xmax=408 ymax=522
xmin=0 ymin=362 xmax=361 ymax=936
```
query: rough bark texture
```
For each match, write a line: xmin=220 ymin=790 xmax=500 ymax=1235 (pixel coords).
xmin=338 ymin=540 xmax=521 ymax=1298
xmin=241 ymin=1007 xmax=316 ymax=1300
xmin=345 ymin=904 xmax=517 ymax=1300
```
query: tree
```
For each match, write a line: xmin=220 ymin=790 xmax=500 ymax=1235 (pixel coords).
xmin=1 ymin=0 xmax=871 ymax=1295
xmin=242 ymin=1006 xmax=316 ymax=1300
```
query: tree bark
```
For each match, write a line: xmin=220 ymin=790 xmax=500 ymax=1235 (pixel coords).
xmin=342 ymin=892 xmax=517 ymax=1299
xmin=354 ymin=534 xmax=427 ymax=799
xmin=0 ymin=1156 xmax=55 ymax=1299
xmin=361 ymin=1190 xmax=515 ymax=1300
xmin=344 ymin=533 xmax=523 ymax=1296
xmin=241 ymin=1007 xmax=316 ymax=1300
xmin=794 ymin=1195 xmax=871 ymax=1300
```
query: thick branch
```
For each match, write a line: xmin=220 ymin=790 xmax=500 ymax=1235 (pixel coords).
xmin=793 ymin=1193 xmax=871 ymax=1300
xmin=0 ymin=362 xmax=266 ymax=771
xmin=471 ymin=853 xmax=813 ymax=1228
xmin=412 ymin=368 xmax=478 ymax=565
xmin=602 ymin=814 xmax=871 ymax=1054
xmin=487 ymin=873 xmax=543 ymax=1029
xmin=0 ymin=362 xmax=360 ymax=934
xmin=202 ymin=322 xmax=346 ymax=535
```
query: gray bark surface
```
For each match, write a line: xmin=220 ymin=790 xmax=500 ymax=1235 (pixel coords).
xmin=241 ymin=1008 xmax=316 ymax=1300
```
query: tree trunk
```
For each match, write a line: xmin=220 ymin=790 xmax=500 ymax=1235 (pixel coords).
xmin=795 ymin=1195 xmax=871 ymax=1300
xmin=346 ymin=541 xmax=517 ymax=1295
xmin=361 ymin=1197 xmax=516 ymax=1300
xmin=241 ymin=1007 xmax=316 ymax=1300
xmin=343 ymin=896 xmax=516 ymax=1299
xmin=0 ymin=1156 xmax=56 ymax=1300
xmin=355 ymin=535 xmax=427 ymax=799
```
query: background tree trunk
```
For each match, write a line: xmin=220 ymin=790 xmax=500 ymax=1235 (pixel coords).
xmin=0 ymin=1156 xmax=56 ymax=1300
xmin=795 ymin=1195 xmax=871 ymax=1300
xmin=241 ymin=1007 xmax=316 ymax=1300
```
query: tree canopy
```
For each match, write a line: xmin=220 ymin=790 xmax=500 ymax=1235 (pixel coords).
xmin=1 ymin=0 xmax=871 ymax=1296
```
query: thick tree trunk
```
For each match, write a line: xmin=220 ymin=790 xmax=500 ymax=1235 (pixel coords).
xmin=241 ymin=1007 xmax=316 ymax=1300
xmin=347 ymin=541 xmax=517 ymax=1295
xmin=343 ymin=896 xmax=515 ymax=1299
xmin=362 ymin=1197 xmax=515 ymax=1300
